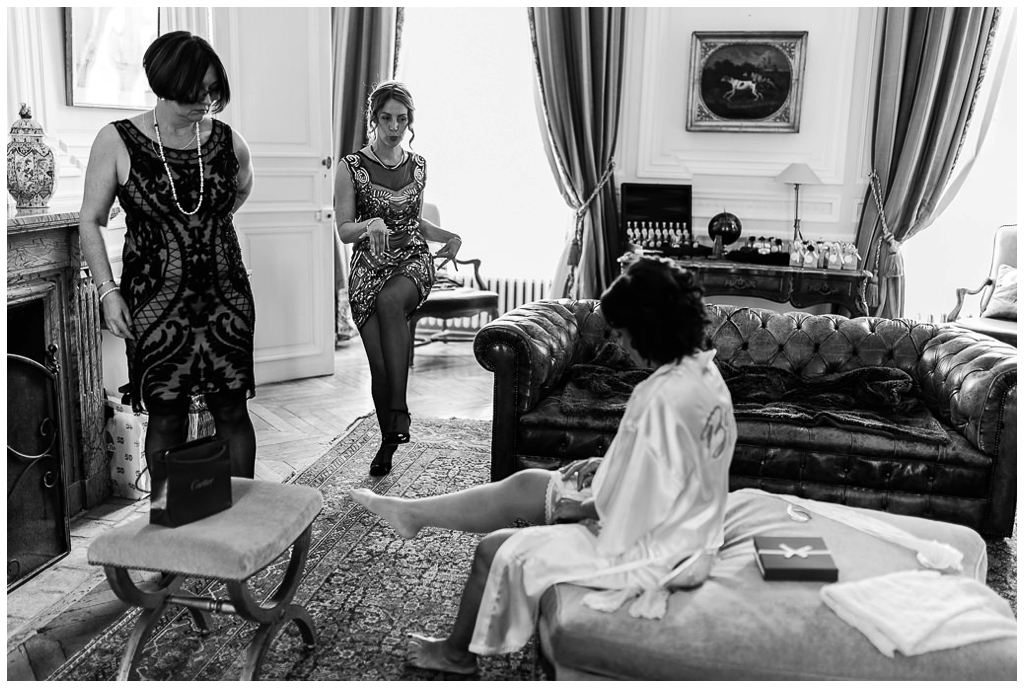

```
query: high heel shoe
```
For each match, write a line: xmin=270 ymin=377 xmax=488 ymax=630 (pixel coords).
xmin=369 ymin=443 xmax=397 ymax=476
xmin=382 ymin=408 xmax=411 ymax=446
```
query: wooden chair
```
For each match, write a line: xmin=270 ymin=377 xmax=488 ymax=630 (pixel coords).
xmin=409 ymin=258 xmax=499 ymax=365
xmin=409 ymin=202 xmax=499 ymax=365
xmin=947 ymin=224 xmax=1016 ymax=346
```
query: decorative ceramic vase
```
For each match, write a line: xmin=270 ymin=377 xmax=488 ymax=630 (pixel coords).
xmin=7 ymin=104 xmax=58 ymax=209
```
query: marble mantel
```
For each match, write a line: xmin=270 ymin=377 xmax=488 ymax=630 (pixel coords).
xmin=7 ymin=201 xmax=121 ymax=513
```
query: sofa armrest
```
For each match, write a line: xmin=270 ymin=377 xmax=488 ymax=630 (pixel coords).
xmin=918 ymin=328 xmax=1017 ymax=455
xmin=474 ymin=299 xmax=584 ymax=416
xmin=918 ymin=328 xmax=1016 ymax=536
xmin=474 ymin=299 xmax=591 ymax=481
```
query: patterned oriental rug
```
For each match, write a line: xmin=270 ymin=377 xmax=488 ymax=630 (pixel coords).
xmin=49 ymin=415 xmax=1016 ymax=681
xmin=49 ymin=415 xmax=539 ymax=681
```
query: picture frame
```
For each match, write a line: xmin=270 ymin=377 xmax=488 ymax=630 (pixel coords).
xmin=687 ymin=31 xmax=808 ymax=133
xmin=64 ymin=8 xmax=159 ymax=109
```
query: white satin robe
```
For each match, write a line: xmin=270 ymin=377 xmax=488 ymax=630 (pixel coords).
xmin=469 ymin=350 xmax=737 ymax=655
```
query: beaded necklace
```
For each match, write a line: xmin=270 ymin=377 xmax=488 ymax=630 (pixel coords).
xmin=368 ymin=143 xmax=406 ymax=170
xmin=152 ymin=110 xmax=204 ymax=216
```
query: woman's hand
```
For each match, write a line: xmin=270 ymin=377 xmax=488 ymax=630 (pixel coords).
xmin=552 ymin=497 xmax=598 ymax=524
xmin=102 ymin=291 xmax=134 ymax=340
xmin=433 ymin=235 xmax=462 ymax=270
xmin=366 ymin=217 xmax=390 ymax=256
xmin=559 ymin=458 xmax=603 ymax=490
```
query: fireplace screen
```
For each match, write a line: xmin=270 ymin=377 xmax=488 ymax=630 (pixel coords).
xmin=7 ymin=353 xmax=71 ymax=591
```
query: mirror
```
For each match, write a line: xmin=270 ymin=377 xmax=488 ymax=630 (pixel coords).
xmin=64 ymin=8 xmax=159 ymax=110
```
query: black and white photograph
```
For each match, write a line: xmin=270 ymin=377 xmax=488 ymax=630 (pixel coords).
xmin=6 ymin=6 xmax=1017 ymax=682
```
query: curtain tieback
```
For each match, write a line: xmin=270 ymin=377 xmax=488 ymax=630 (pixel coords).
xmin=867 ymin=170 xmax=902 ymax=269
xmin=866 ymin=171 xmax=905 ymax=308
xmin=567 ymin=159 xmax=616 ymax=267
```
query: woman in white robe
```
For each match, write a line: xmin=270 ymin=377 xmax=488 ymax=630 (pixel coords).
xmin=349 ymin=256 xmax=737 ymax=675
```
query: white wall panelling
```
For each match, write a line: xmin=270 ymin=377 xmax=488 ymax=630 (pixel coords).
xmin=619 ymin=7 xmax=877 ymax=243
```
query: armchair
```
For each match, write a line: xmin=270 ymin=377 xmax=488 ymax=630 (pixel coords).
xmin=947 ymin=224 xmax=1016 ymax=346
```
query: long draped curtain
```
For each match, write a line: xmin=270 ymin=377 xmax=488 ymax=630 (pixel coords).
xmin=529 ymin=7 xmax=626 ymax=299
xmin=331 ymin=7 xmax=402 ymax=341
xmin=855 ymin=7 xmax=1000 ymax=318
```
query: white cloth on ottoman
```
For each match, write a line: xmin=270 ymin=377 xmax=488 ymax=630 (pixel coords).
xmin=820 ymin=569 xmax=1017 ymax=657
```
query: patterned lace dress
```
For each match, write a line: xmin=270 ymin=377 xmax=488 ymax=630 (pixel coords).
xmin=113 ymin=119 xmax=255 ymax=413
xmin=345 ymin=151 xmax=434 ymax=329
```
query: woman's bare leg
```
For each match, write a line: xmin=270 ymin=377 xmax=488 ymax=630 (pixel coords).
xmin=408 ymin=529 xmax=516 ymax=674
xmin=349 ymin=469 xmax=551 ymax=539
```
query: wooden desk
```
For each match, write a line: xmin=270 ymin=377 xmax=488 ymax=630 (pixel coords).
xmin=667 ymin=257 xmax=872 ymax=317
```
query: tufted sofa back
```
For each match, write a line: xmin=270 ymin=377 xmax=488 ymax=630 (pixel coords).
xmin=703 ymin=304 xmax=942 ymax=379
xmin=564 ymin=299 xmax=943 ymax=380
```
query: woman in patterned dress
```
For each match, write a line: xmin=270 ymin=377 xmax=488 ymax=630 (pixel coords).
xmin=335 ymin=81 xmax=463 ymax=476
xmin=79 ymin=31 xmax=259 ymax=481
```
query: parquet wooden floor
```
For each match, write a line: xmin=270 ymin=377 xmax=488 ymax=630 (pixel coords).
xmin=6 ymin=337 xmax=493 ymax=681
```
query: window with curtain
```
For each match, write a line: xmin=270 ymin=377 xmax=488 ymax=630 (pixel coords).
xmin=901 ymin=19 xmax=1017 ymax=322
xmin=398 ymin=7 xmax=571 ymax=283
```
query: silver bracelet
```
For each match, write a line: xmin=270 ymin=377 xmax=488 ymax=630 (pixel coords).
xmin=99 ymin=286 xmax=120 ymax=303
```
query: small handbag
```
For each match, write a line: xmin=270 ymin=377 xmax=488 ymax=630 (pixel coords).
xmin=149 ymin=436 xmax=233 ymax=527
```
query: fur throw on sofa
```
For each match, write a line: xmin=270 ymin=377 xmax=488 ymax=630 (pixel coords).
xmin=716 ymin=361 xmax=950 ymax=445
xmin=558 ymin=355 xmax=949 ymax=445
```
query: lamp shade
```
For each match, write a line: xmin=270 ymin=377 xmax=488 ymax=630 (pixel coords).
xmin=775 ymin=163 xmax=821 ymax=186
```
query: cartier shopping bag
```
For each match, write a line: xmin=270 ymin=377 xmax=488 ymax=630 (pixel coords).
xmin=149 ymin=436 xmax=233 ymax=527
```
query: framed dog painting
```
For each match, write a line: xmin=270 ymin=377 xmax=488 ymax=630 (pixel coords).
xmin=687 ymin=31 xmax=808 ymax=133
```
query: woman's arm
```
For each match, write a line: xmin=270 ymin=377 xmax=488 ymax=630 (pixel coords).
xmin=333 ymin=158 xmax=390 ymax=256
xmin=419 ymin=214 xmax=462 ymax=268
xmin=79 ymin=124 xmax=133 ymax=339
xmin=231 ymin=128 xmax=254 ymax=213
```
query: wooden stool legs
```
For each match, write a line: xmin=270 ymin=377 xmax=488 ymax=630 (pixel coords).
xmin=103 ymin=525 xmax=316 ymax=680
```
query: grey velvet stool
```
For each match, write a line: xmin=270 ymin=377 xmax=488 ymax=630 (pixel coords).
xmin=87 ymin=478 xmax=323 ymax=680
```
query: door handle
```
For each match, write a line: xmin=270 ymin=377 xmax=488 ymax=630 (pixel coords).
xmin=321 ymin=156 xmax=332 ymax=169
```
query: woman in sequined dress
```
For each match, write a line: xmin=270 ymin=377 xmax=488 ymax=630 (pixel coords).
xmin=78 ymin=31 xmax=258 ymax=481
xmin=335 ymin=81 xmax=462 ymax=476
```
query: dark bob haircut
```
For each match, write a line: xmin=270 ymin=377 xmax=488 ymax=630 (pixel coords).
xmin=143 ymin=31 xmax=230 ymax=113
xmin=600 ymin=256 xmax=709 ymax=366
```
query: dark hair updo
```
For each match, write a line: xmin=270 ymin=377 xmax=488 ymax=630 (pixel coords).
xmin=365 ymin=80 xmax=416 ymax=145
xmin=599 ymin=256 xmax=709 ymax=366
xmin=144 ymin=31 xmax=230 ymax=113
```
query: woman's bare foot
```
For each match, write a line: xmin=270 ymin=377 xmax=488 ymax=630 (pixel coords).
xmin=407 ymin=634 xmax=478 ymax=675
xmin=348 ymin=488 xmax=421 ymax=539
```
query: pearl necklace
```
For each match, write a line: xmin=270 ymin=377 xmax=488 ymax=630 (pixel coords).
xmin=368 ymin=144 xmax=405 ymax=170
xmin=153 ymin=111 xmax=204 ymax=216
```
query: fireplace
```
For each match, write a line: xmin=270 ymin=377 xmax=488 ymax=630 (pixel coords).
xmin=7 ymin=351 xmax=71 ymax=590
xmin=7 ymin=204 xmax=112 ymax=586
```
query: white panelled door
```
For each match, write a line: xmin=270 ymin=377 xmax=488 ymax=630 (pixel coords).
xmin=212 ymin=8 xmax=335 ymax=384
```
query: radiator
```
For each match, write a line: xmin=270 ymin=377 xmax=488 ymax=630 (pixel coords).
xmin=417 ymin=275 xmax=554 ymax=332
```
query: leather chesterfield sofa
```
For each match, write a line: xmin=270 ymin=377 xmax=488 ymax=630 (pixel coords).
xmin=473 ymin=300 xmax=1017 ymax=537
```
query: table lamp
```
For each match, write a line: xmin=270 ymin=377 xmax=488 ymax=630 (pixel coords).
xmin=775 ymin=162 xmax=821 ymax=242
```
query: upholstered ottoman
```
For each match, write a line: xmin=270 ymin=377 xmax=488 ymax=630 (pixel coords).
xmin=538 ymin=490 xmax=1016 ymax=680
xmin=88 ymin=478 xmax=324 ymax=680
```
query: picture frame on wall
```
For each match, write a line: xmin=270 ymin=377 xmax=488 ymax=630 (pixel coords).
xmin=687 ymin=31 xmax=808 ymax=133
xmin=64 ymin=7 xmax=159 ymax=109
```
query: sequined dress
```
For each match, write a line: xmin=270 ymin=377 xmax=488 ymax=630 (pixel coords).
xmin=345 ymin=151 xmax=433 ymax=329
xmin=113 ymin=119 xmax=255 ymax=413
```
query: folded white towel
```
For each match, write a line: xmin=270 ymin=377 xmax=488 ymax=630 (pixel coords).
xmin=820 ymin=570 xmax=1017 ymax=657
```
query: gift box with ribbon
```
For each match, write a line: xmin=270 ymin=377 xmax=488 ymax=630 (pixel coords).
xmin=754 ymin=535 xmax=839 ymax=582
